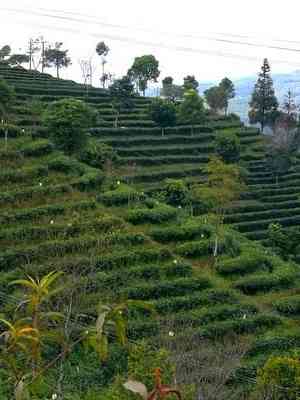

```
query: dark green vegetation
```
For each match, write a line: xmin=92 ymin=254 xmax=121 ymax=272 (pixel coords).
xmin=1 ymin=63 xmax=300 ymax=399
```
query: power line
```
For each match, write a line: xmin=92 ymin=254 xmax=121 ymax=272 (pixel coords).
xmin=2 ymin=10 xmax=300 ymax=70
xmin=25 ymin=6 xmax=300 ymax=54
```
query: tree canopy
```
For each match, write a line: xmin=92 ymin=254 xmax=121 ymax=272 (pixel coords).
xmin=249 ymin=58 xmax=279 ymax=132
xmin=44 ymin=42 xmax=71 ymax=78
xmin=183 ymin=75 xmax=199 ymax=91
xmin=177 ymin=89 xmax=206 ymax=125
xmin=128 ymin=55 xmax=160 ymax=95
xmin=148 ymin=98 xmax=177 ymax=133
xmin=43 ymin=98 xmax=97 ymax=154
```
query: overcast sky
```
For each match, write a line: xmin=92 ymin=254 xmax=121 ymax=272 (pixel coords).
xmin=1 ymin=0 xmax=300 ymax=87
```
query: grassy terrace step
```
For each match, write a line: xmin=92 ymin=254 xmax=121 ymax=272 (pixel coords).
xmin=229 ymin=199 xmax=300 ymax=214
xmin=119 ymin=154 xmax=210 ymax=166
xmin=0 ymin=232 xmax=148 ymax=270
xmin=119 ymin=276 xmax=211 ymax=300
xmin=226 ymin=207 xmax=300 ymax=224
xmin=100 ymin=133 xmax=216 ymax=147
xmin=234 ymin=215 xmax=300 ymax=232
xmin=0 ymin=199 xmax=97 ymax=225
xmin=116 ymin=143 xmax=215 ymax=157
xmin=91 ymin=125 xmax=213 ymax=137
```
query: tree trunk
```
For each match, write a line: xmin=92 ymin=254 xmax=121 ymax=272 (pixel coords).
xmin=162 ymin=127 xmax=164 ymax=136
xmin=56 ymin=64 xmax=59 ymax=79
xmin=114 ymin=113 xmax=119 ymax=128
xmin=213 ymin=234 xmax=218 ymax=257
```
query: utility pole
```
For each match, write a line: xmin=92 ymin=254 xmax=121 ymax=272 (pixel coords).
xmin=28 ymin=38 xmax=33 ymax=70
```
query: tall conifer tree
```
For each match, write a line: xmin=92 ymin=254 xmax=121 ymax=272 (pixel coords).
xmin=249 ymin=58 xmax=278 ymax=132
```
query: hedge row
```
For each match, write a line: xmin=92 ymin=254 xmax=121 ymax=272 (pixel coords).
xmin=92 ymin=261 xmax=193 ymax=291
xmin=233 ymin=271 xmax=296 ymax=294
xmin=119 ymin=155 xmax=209 ymax=166
xmin=153 ymin=288 xmax=239 ymax=314
xmin=216 ymin=250 xmax=274 ymax=276
xmin=102 ymin=133 xmax=215 ymax=148
xmin=99 ymin=185 xmax=145 ymax=206
xmin=0 ymin=199 xmax=97 ymax=224
xmin=90 ymin=125 xmax=213 ymax=138
xmin=13 ymin=84 xmax=109 ymax=98
xmin=228 ymin=199 xmax=300 ymax=215
xmin=0 ymin=215 xmax=125 ymax=242
xmin=0 ymin=170 xmax=103 ymax=205
xmin=226 ymin=207 xmax=300 ymax=225
xmin=150 ymin=221 xmax=212 ymax=243
xmin=196 ymin=314 xmax=281 ymax=340
xmin=0 ymin=165 xmax=48 ymax=184
xmin=0 ymin=232 xmax=147 ymax=270
xmin=120 ymin=277 xmax=211 ymax=300
xmin=273 ymin=295 xmax=300 ymax=315
xmin=235 ymin=215 xmax=300 ymax=233
xmin=20 ymin=139 xmax=54 ymax=157
xmin=59 ymin=247 xmax=173 ymax=273
xmin=126 ymin=204 xmax=178 ymax=224
xmin=248 ymin=332 xmax=300 ymax=356
xmin=128 ymin=166 xmax=201 ymax=184
xmin=116 ymin=144 xmax=214 ymax=158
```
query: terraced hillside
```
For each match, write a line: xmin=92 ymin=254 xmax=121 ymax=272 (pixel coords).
xmin=2 ymin=65 xmax=300 ymax=397
xmin=1 ymin=134 xmax=300 ymax=397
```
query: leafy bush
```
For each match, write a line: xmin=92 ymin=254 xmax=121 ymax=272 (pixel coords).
xmin=274 ymin=295 xmax=300 ymax=315
xmin=43 ymin=98 xmax=97 ymax=154
xmin=233 ymin=272 xmax=295 ymax=294
xmin=150 ymin=221 xmax=212 ymax=243
xmin=99 ymin=185 xmax=145 ymax=206
xmin=20 ymin=139 xmax=54 ymax=156
xmin=148 ymin=98 xmax=177 ymax=129
xmin=121 ymin=277 xmax=211 ymax=300
xmin=79 ymin=141 xmax=117 ymax=168
xmin=215 ymin=130 xmax=240 ymax=163
xmin=197 ymin=314 xmax=281 ymax=339
xmin=0 ymin=123 xmax=22 ymax=138
xmin=163 ymin=178 xmax=189 ymax=206
xmin=217 ymin=250 xmax=274 ymax=276
xmin=126 ymin=204 xmax=177 ymax=224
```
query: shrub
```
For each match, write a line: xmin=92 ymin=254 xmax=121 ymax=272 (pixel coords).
xmin=217 ymin=250 xmax=274 ymax=276
xmin=126 ymin=204 xmax=178 ymax=224
xmin=148 ymin=98 xmax=177 ymax=132
xmin=163 ymin=178 xmax=189 ymax=206
xmin=120 ymin=277 xmax=211 ymax=300
xmin=215 ymin=130 xmax=240 ymax=163
xmin=43 ymin=98 xmax=97 ymax=154
xmin=197 ymin=314 xmax=281 ymax=339
xmin=150 ymin=221 xmax=212 ymax=243
xmin=20 ymin=139 xmax=54 ymax=156
xmin=0 ymin=123 xmax=22 ymax=138
xmin=79 ymin=141 xmax=117 ymax=169
xmin=274 ymin=295 xmax=300 ymax=315
xmin=99 ymin=185 xmax=145 ymax=206
xmin=233 ymin=272 xmax=295 ymax=294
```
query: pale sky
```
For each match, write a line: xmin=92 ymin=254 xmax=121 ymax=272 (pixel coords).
xmin=1 ymin=0 xmax=300 ymax=87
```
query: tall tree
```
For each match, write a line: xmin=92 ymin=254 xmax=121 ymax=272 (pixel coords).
xmin=148 ymin=98 xmax=176 ymax=135
xmin=44 ymin=42 xmax=71 ymax=78
xmin=177 ymin=89 xmax=206 ymax=127
xmin=7 ymin=54 xmax=30 ymax=67
xmin=204 ymin=86 xmax=227 ymax=114
xmin=249 ymin=58 xmax=279 ymax=132
xmin=128 ymin=55 xmax=160 ymax=96
xmin=161 ymin=76 xmax=183 ymax=102
xmin=219 ymin=77 xmax=235 ymax=115
xmin=183 ymin=75 xmax=199 ymax=91
xmin=0 ymin=45 xmax=11 ymax=62
xmin=96 ymin=41 xmax=110 ymax=88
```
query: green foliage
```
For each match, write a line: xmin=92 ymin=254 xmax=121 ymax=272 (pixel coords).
xmin=99 ymin=184 xmax=145 ymax=206
xmin=204 ymin=85 xmax=227 ymax=114
xmin=233 ymin=271 xmax=295 ymax=294
xmin=215 ymin=130 xmax=241 ymax=163
xmin=44 ymin=42 xmax=71 ymax=78
xmin=150 ymin=220 xmax=212 ymax=243
xmin=274 ymin=295 xmax=300 ymax=315
xmin=249 ymin=58 xmax=279 ymax=131
xmin=256 ymin=354 xmax=300 ymax=400
xmin=177 ymin=89 xmax=206 ymax=125
xmin=79 ymin=141 xmax=117 ymax=169
xmin=183 ymin=75 xmax=199 ymax=91
xmin=127 ymin=55 xmax=160 ymax=95
xmin=217 ymin=248 xmax=273 ymax=276
xmin=148 ymin=98 xmax=176 ymax=129
xmin=163 ymin=178 xmax=189 ymax=206
xmin=161 ymin=76 xmax=183 ymax=101
xmin=0 ymin=78 xmax=15 ymax=117
xmin=126 ymin=204 xmax=178 ymax=224
xmin=43 ymin=98 xmax=97 ymax=154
